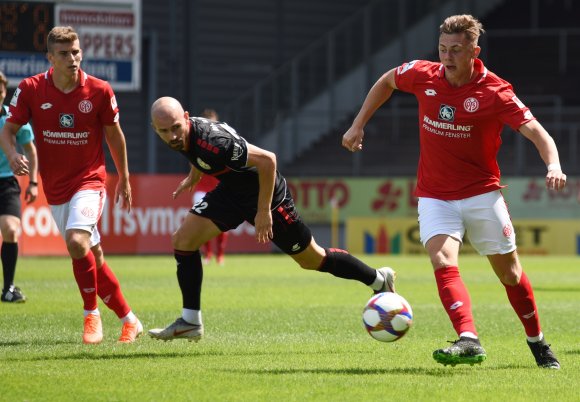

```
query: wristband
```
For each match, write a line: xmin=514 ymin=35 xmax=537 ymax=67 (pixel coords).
xmin=29 ymin=181 xmax=38 ymax=186
xmin=547 ymin=163 xmax=561 ymax=172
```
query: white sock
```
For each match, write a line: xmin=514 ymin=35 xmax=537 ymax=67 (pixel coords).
xmin=459 ymin=332 xmax=478 ymax=340
xmin=527 ymin=332 xmax=544 ymax=343
xmin=370 ymin=271 xmax=385 ymax=291
xmin=121 ymin=311 xmax=137 ymax=323
xmin=182 ymin=308 xmax=202 ymax=325
xmin=84 ymin=309 xmax=100 ymax=317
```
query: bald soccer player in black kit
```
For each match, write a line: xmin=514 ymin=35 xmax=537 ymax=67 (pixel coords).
xmin=147 ymin=96 xmax=397 ymax=341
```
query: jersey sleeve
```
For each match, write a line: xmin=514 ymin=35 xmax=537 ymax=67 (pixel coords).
xmin=99 ymin=82 xmax=120 ymax=125
xmin=7 ymin=81 xmax=33 ymax=126
xmin=394 ymin=59 xmax=425 ymax=93
xmin=494 ymin=85 xmax=536 ymax=131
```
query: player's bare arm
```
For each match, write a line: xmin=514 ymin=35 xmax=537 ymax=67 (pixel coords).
xmin=0 ymin=121 xmax=29 ymax=175
xmin=173 ymin=165 xmax=202 ymax=199
xmin=246 ymin=143 xmax=276 ymax=243
xmin=22 ymin=141 xmax=38 ymax=204
xmin=342 ymin=68 xmax=397 ymax=153
xmin=519 ymin=120 xmax=567 ymax=191
xmin=104 ymin=123 xmax=132 ymax=211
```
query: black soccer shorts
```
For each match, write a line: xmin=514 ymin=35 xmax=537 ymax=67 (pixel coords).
xmin=190 ymin=185 xmax=312 ymax=255
xmin=0 ymin=176 xmax=22 ymax=218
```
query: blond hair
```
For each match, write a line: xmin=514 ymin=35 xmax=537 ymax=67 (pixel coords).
xmin=439 ymin=15 xmax=485 ymax=45
xmin=0 ymin=70 xmax=7 ymax=86
xmin=47 ymin=26 xmax=79 ymax=52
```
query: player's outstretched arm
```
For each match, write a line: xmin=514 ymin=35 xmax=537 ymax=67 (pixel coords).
xmin=342 ymin=68 xmax=397 ymax=153
xmin=519 ymin=120 xmax=567 ymax=191
xmin=246 ymin=143 xmax=276 ymax=243
xmin=173 ymin=165 xmax=202 ymax=199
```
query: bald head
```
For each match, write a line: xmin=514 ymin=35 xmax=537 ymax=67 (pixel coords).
xmin=151 ymin=96 xmax=184 ymax=121
xmin=151 ymin=96 xmax=190 ymax=151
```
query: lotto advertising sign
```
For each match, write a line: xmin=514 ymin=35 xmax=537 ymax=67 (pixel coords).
xmin=346 ymin=218 xmax=580 ymax=255
xmin=286 ymin=177 xmax=418 ymax=223
xmin=286 ymin=177 xmax=580 ymax=224
xmin=15 ymin=174 xmax=269 ymax=256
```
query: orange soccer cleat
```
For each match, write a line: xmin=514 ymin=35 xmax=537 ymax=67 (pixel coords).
xmin=118 ymin=319 xmax=144 ymax=343
xmin=83 ymin=313 xmax=103 ymax=344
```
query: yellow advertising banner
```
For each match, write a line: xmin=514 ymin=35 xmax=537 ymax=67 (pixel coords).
xmin=287 ymin=177 xmax=580 ymax=224
xmin=346 ymin=218 xmax=580 ymax=255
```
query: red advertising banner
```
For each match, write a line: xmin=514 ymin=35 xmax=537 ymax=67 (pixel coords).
xmin=15 ymin=174 xmax=270 ymax=256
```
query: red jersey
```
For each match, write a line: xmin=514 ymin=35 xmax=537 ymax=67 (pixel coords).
xmin=8 ymin=68 xmax=119 ymax=204
xmin=394 ymin=59 xmax=535 ymax=200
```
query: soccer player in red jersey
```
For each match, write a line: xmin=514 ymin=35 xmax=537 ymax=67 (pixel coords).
xmin=342 ymin=15 xmax=566 ymax=369
xmin=0 ymin=26 xmax=142 ymax=344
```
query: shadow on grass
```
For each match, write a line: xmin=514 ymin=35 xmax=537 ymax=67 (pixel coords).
xmin=533 ymin=287 xmax=580 ymax=292
xmin=219 ymin=364 xmax=525 ymax=376
xmin=0 ymin=340 xmax=77 ymax=346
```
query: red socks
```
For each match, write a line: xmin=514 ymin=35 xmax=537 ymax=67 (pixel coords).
xmin=97 ymin=262 xmax=131 ymax=319
xmin=72 ymin=252 xmax=98 ymax=311
xmin=503 ymin=271 xmax=541 ymax=337
xmin=434 ymin=266 xmax=477 ymax=336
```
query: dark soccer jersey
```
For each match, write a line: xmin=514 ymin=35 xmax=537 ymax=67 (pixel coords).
xmin=180 ymin=117 xmax=287 ymax=207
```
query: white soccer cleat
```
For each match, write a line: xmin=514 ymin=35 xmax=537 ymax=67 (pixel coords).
xmin=375 ymin=267 xmax=397 ymax=294
xmin=148 ymin=317 xmax=204 ymax=342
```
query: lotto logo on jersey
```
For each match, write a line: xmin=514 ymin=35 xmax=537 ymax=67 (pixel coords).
xmin=60 ymin=114 xmax=74 ymax=128
xmin=438 ymin=104 xmax=456 ymax=122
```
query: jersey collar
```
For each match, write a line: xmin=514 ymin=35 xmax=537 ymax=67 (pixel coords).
xmin=437 ymin=58 xmax=488 ymax=84
xmin=45 ymin=67 xmax=88 ymax=87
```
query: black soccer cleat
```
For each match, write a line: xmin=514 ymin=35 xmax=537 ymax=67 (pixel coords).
xmin=527 ymin=339 xmax=560 ymax=369
xmin=433 ymin=336 xmax=487 ymax=367
xmin=1 ymin=285 xmax=26 ymax=303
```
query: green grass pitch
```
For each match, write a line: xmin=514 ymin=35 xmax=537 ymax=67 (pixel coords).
xmin=1 ymin=254 xmax=579 ymax=401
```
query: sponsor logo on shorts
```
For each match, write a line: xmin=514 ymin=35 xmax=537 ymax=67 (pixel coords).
xmin=503 ymin=224 xmax=513 ymax=238
xmin=81 ymin=207 xmax=95 ymax=218
xmin=291 ymin=243 xmax=301 ymax=252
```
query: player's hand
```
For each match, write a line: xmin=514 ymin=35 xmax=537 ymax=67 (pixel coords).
xmin=9 ymin=153 xmax=29 ymax=176
xmin=342 ymin=126 xmax=364 ymax=152
xmin=546 ymin=169 xmax=566 ymax=191
xmin=172 ymin=177 xmax=195 ymax=199
xmin=24 ymin=184 xmax=38 ymax=204
xmin=254 ymin=210 xmax=273 ymax=243
xmin=115 ymin=179 xmax=132 ymax=212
